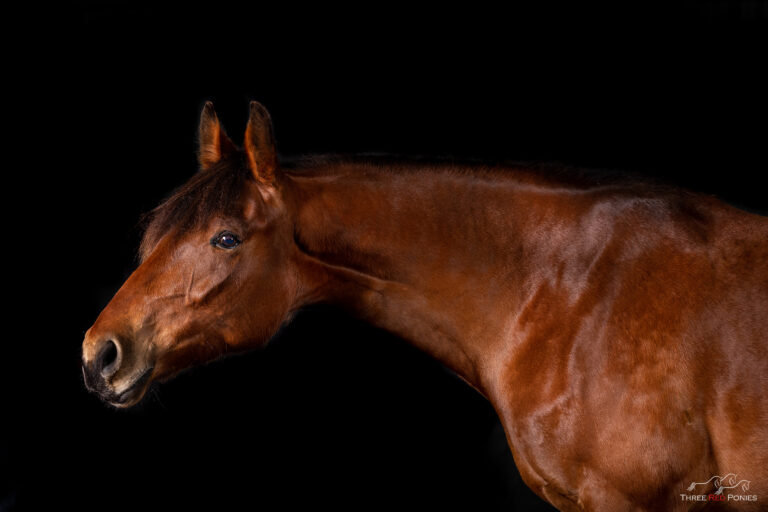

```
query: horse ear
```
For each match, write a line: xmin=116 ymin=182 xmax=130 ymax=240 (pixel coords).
xmin=244 ymin=101 xmax=278 ymax=185
xmin=198 ymin=101 xmax=236 ymax=170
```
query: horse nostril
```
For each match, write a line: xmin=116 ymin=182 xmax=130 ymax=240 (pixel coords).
xmin=98 ymin=339 xmax=120 ymax=377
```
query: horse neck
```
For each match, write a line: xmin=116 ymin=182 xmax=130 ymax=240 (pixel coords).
xmin=281 ymin=161 xmax=618 ymax=395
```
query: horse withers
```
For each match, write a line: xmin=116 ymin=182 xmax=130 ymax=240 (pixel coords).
xmin=82 ymin=101 xmax=768 ymax=511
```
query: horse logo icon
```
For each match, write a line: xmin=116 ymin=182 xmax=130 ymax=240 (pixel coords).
xmin=686 ymin=473 xmax=737 ymax=492
xmin=715 ymin=480 xmax=750 ymax=495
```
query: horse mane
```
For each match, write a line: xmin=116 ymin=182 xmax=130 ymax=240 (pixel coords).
xmin=282 ymin=153 xmax=661 ymax=189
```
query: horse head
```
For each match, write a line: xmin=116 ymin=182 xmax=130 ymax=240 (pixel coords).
xmin=81 ymin=102 xmax=303 ymax=407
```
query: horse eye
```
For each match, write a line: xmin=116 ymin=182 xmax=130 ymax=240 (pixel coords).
xmin=211 ymin=231 xmax=241 ymax=249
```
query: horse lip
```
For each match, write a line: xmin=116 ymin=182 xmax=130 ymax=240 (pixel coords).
xmin=112 ymin=367 xmax=154 ymax=405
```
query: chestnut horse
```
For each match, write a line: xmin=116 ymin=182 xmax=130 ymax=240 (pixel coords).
xmin=82 ymin=102 xmax=768 ymax=511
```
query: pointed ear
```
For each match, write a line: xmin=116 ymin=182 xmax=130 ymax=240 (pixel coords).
xmin=244 ymin=101 xmax=278 ymax=184
xmin=198 ymin=101 xmax=236 ymax=170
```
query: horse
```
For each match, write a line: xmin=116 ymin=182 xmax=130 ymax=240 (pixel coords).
xmin=82 ymin=101 xmax=768 ymax=511
xmin=686 ymin=473 xmax=737 ymax=492
xmin=716 ymin=480 xmax=751 ymax=495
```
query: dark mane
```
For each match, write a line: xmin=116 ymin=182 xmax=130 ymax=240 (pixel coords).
xmin=140 ymin=153 xmax=254 ymax=261
xmin=281 ymin=153 xmax=660 ymax=190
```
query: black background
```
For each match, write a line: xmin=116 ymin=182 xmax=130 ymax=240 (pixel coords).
xmin=9 ymin=2 xmax=767 ymax=511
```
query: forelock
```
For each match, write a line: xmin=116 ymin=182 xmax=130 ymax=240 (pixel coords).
xmin=139 ymin=154 xmax=253 ymax=261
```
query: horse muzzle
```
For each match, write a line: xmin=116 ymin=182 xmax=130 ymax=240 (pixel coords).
xmin=82 ymin=337 xmax=154 ymax=407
